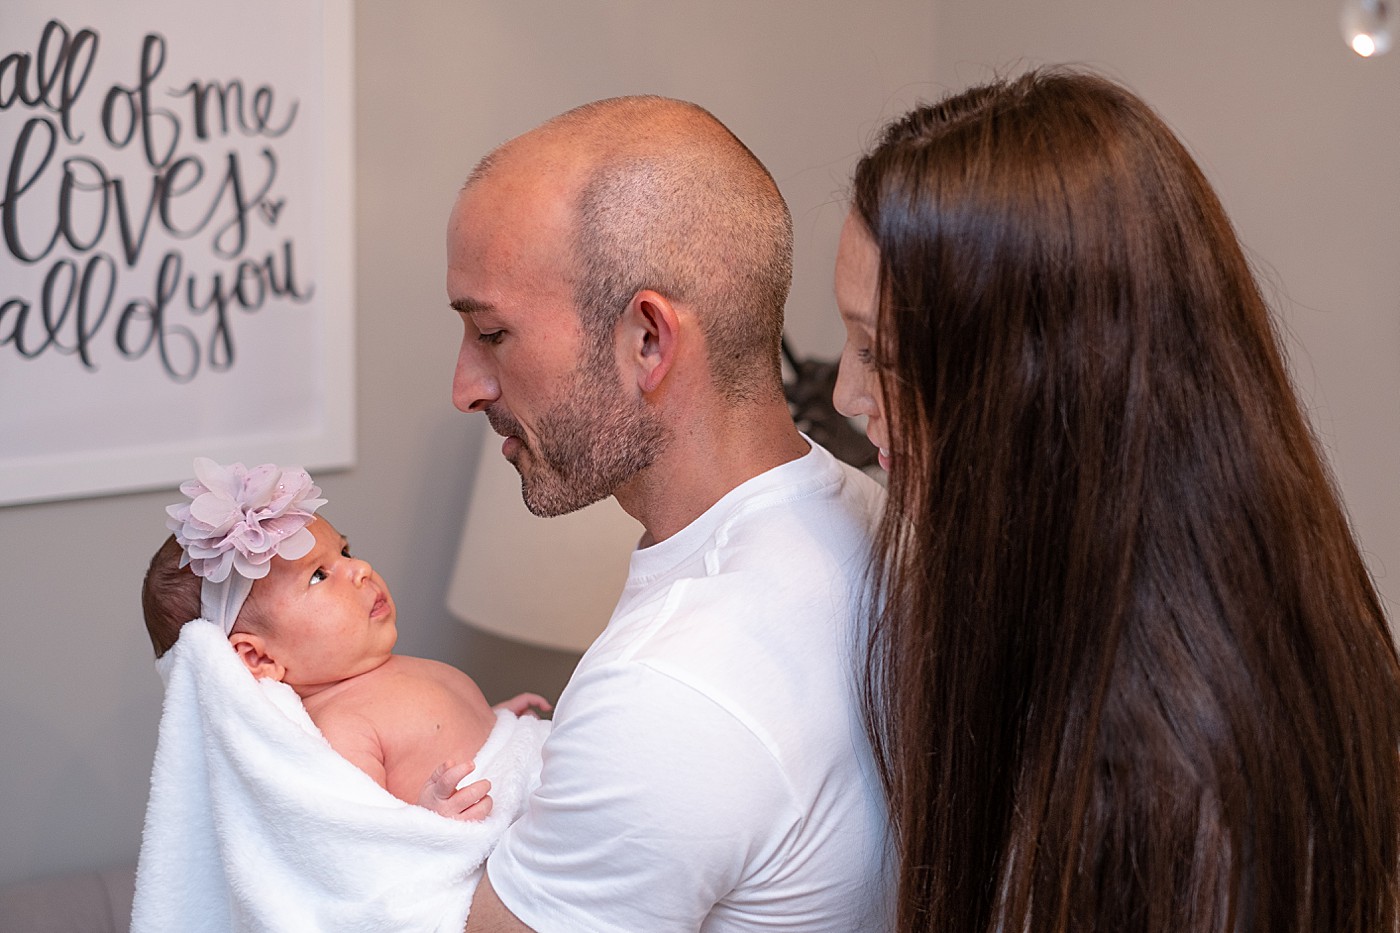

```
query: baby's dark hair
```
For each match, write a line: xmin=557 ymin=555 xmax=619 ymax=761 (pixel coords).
xmin=141 ymin=535 xmax=201 ymax=658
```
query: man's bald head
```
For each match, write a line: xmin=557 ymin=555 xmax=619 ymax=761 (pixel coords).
xmin=466 ymin=96 xmax=793 ymax=402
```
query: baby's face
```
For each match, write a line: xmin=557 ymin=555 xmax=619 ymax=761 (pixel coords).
xmin=250 ymin=516 xmax=398 ymax=687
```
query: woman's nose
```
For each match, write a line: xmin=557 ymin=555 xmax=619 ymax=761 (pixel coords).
xmin=833 ymin=350 xmax=868 ymax=420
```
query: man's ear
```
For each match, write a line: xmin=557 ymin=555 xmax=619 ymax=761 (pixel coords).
xmin=620 ymin=289 xmax=679 ymax=394
xmin=228 ymin=632 xmax=286 ymax=682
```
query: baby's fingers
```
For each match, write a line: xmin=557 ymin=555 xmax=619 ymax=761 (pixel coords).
xmin=494 ymin=692 xmax=554 ymax=717
xmin=446 ymin=778 xmax=494 ymax=822
xmin=516 ymin=692 xmax=553 ymax=714
xmin=460 ymin=786 xmax=494 ymax=821
xmin=421 ymin=760 xmax=475 ymax=804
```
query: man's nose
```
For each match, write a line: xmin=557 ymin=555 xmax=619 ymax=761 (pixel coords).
xmin=453 ymin=340 xmax=500 ymax=413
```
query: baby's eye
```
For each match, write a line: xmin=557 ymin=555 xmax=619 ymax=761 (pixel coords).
xmin=341 ymin=544 xmax=352 ymax=558
xmin=310 ymin=568 xmax=327 ymax=585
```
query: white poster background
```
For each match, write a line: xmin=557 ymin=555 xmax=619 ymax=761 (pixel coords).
xmin=0 ymin=0 xmax=354 ymax=505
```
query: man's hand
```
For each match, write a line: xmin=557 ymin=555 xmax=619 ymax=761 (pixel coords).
xmin=493 ymin=693 xmax=553 ymax=717
xmin=418 ymin=760 xmax=493 ymax=821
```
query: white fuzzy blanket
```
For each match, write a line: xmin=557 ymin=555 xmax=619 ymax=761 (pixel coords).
xmin=131 ymin=619 xmax=548 ymax=933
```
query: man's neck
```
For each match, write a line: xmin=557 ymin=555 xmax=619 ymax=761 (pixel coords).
xmin=617 ymin=400 xmax=809 ymax=547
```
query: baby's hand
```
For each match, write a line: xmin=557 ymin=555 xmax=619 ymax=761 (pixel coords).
xmin=494 ymin=692 xmax=553 ymax=718
xmin=418 ymin=760 xmax=492 ymax=822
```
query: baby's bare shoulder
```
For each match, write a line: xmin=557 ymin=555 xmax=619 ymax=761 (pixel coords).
xmin=368 ymin=656 xmax=491 ymax=727
xmin=386 ymin=653 xmax=468 ymax=679
xmin=384 ymin=655 xmax=487 ymax=699
xmin=374 ymin=657 xmax=497 ymax=795
xmin=330 ymin=656 xmax=452 ymax=703
xmin=309 ymin=656 xmax=493 ymax=741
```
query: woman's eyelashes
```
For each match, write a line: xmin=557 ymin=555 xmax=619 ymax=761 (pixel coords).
xmin=858 ymin=345 xmax=891 ymax=370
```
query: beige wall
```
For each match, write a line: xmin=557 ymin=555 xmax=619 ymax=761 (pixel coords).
xmin=3 ymin=0 xmax=1396 ymax=888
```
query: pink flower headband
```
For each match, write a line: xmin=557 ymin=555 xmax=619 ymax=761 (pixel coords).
xmin=166 ymin=457 xmax=327 ymax=635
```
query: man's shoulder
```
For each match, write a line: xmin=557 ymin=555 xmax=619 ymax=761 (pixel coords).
xmin=580 ymin=552 xmax=870 ymax=739
xmin=719 ymin=475 xmax=880 ymax=596
xmin=763 ymin=443 xmax=885 ymax=513
xmin=600 ymin=455 xmax=880 ymax=670
xmin=725 ymin=453 xmax=881 ymax=557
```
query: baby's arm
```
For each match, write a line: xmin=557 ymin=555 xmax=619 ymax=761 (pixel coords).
xmin=314 ymin=709 xmax=391 ymax=790
xmin=318 ymin=708 xmax=494 ymax=821
xmin=419 ymin=762 xmax=494 ymax=821
xmin=418 ymin=690 xmax=550 ymax=820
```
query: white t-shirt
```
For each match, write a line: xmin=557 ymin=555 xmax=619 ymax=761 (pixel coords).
xmin=488 ymin=441 xmax=893 ymax=932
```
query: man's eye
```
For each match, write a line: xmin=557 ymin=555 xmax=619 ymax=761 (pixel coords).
xmin=477 ymin=330 xmax=505 ymax=346
xmin=310 ymin=568 xmax=327 ymax=585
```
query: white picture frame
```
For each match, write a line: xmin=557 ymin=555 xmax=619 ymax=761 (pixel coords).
xmin=0 ymin=0 xmax=355 ymax=506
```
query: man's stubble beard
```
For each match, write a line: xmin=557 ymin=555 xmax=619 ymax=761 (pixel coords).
xmin=493 ymin=341 xmax=670 ymax=518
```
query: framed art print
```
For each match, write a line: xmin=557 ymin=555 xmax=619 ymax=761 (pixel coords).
xmin=0 ymin=0 xmax=354 ymax=505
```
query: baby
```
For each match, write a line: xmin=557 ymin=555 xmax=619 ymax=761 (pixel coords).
xmin=140 ymin=457 xmax=547 ymax=819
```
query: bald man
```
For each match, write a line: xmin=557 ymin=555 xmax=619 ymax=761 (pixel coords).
xmin=445 ymin=97 xmax=891 ymax=932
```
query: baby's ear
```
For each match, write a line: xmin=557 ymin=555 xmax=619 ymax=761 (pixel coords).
xmin=228 ymin=633 xmax=286 ymax=682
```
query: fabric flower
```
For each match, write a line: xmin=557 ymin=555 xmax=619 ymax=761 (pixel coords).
xmin=166 ymin=457 xmax=327 ymax=583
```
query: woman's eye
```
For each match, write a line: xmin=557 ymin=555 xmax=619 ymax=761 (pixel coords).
xmin=478 ymin=330 xmax=505 ymax=346
xmin=310 ymin=568 xmax=327 ymax=585
xmin=857 ymin=344 xmax=892 ymax=371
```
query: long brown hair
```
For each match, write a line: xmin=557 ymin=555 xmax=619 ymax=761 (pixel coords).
xmin=856 ymin=69 xmax=1400 ymax=932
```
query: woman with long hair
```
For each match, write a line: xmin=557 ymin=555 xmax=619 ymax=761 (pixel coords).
xmin=833 ymin=69 xmax=1400 ymax=932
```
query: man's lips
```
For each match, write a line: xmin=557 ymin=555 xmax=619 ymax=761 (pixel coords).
xmin=486 ymin=409 xmax=527 ymax=460
xmin=486 ymin=408 xmax=523 ymax=440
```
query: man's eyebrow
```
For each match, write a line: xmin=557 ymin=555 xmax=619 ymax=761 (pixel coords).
xmin=450 ymin=296 xmax=494 ymax=314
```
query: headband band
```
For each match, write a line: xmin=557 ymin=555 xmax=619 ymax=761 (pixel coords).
xmin=166 ymin=457 xmax=326 ymax=635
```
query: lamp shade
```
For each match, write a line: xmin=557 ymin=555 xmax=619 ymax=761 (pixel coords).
xmin=446 ymin=436 xmax=641 ymax=653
